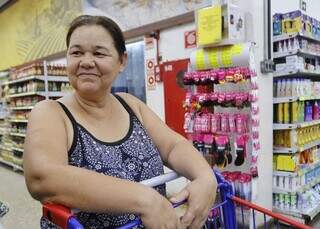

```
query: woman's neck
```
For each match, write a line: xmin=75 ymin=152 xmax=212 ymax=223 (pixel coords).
xmin=73 ymin=91 xmax=114 ymax=119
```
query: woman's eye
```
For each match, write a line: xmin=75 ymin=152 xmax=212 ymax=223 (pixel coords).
xmin=94 ymin=52 xmax=106 ymax=57
xmin=70 ymin=51 xmax=82 ymax=56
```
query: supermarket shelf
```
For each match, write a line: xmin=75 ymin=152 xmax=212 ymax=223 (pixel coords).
xmin=273 ymin=120 xmax=320 ymax=129
xmin=273 ymin=32 xmax=320 ymax=43
xmin=273 ymin=49 xmax=320 ymax=59
xmin=273 ymin=50 xmax=299 ymax=58
xmin=273 ymin=177 xmax=320 ymax=194
xmin=12 ymin=147 xmax=23 ymax=152
xmin=273 ymin=140 xmax=320 ymax=154
xmin=273 ymin=202 xmax=320 ymax=221
xmin=5 ymin=75 xmax=68 ymax=85
xmin=46 ymin=76 xmax=69 ymax=82
xmin=273 ymin=97 xmax=298 ymax=104
xmin=273 ymin=160 xmax=320 ymax=177
xmin=273 ymin=70 xmax=320 ymax=78
xmin=7 ymin=91 xmax=67 ymax=98
xmin=0 ymin=156 xmax=23 ymax=172
xmin=273 ymin=147 xmax=298 ymax=154
xmin=273 ymin=96 xmax=320 ymax=104
xmin=10 ymin=132 xmax=26 ymax=137
xmin=273 ymin=123 xmax=297 ymax=130
xmin=273 ymin=206 xmax=303 ymax=219
xmin=298 ymin=140 xmax=320 ymax=152
xmin=48 ymin=91 xmax=68 ymax=97
xmin=7 ymin=91 xmax=45 ymax=98
xmin=0 ymin=145 xmax=11 ymax=151
xmin=10 ymin=106 xmax=34 ymax=111
xmin=9 ymin=119 xmax=28 ymax=123
xmin=298 ymin=119 xmax=320 ymax=128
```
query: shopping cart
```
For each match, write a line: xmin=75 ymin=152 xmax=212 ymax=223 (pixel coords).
xmin=42 ymin=171 xmax=313 ymax=229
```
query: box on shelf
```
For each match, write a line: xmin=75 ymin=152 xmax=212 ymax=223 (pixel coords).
xmin=273 ymin=13 xmax=282 ymax=36
xmin=275 ymin=155 xmax=296 ymax=172
xmin=196 ymin=3 xmax=245 ymax=48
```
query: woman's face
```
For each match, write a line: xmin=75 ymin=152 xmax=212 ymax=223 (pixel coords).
xmin=66 ymin=25 xmax=126 ymax=96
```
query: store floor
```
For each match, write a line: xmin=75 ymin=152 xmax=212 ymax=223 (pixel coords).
xmin=1 ymin=164 xmax=320 ymax=229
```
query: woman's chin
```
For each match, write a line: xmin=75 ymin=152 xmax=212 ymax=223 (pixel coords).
xmin=77 ymin=84 xmax=100 ymax=95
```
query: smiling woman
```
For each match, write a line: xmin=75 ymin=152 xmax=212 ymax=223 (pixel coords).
xmin=66 ymin=20 xmax=127 ymax=98
xmin=23 ymin=15 xmax=217 ymax=229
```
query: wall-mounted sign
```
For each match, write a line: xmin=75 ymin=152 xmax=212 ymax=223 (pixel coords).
xmin=184 ymin=30 xmax=197 ymax=49
xmin=146 ymin=58 xmax=156 ymax=90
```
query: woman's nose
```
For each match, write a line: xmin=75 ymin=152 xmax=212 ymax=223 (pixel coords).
xmin=79 ymin=54 xmax=95 ymax=68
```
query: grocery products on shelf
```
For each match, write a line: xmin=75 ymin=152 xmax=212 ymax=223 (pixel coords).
xmin=273 ymin=10 xmax=320 ymax=222
xmin=0 ymin=61 xmax=70 ymax=172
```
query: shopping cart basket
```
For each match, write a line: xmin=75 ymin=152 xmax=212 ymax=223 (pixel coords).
xmin=42 ymin=171 xmax=313 ymax=229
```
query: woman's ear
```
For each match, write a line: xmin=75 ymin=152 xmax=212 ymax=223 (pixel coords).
xmin=119 ymin=52 xmax=128 ymax=72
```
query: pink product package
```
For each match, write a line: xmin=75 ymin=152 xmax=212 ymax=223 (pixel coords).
xmin=211 ymin=113 xmax=221 ymax=133
xmin=229 ymin=114 xmax=236 ymax=132
xmin=183 ymin=112 xmax=194 ymax=133
xmin=209 ymin=70 xmax=218 ymax=83
xmin=201 ymin=113 xmax=211 ymax=133
xmin=194 ymin=114 xmax=202 ymax=133
xmin=220 ymin=113 xmax=230 ymax=132
xmin=236 ymin=114 xmax=248 ymax=134
xmin=217 ymin=70 xmax=226 ymax=84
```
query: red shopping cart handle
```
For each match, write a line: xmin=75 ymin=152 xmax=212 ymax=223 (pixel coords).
xmin=43 ymin=204 xmax=84 ymax=229
xmin=231 ymin=196 xmax=313 ymax=229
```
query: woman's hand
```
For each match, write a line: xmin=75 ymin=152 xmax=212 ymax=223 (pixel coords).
xmin=140 ymin=188 xmax=182 ymax=229
xmin=170 ymin=175 xmax=217 ymax=229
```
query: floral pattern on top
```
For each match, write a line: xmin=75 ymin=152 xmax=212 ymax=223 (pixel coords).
xmin=41 ymin=97 xmax=165 ymax=229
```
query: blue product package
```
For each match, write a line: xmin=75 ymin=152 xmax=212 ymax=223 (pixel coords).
xmin=273 ymin=13 xmax=282 ymax=36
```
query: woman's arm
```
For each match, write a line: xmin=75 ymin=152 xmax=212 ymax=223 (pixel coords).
xmin=119 ymin=93 xmax=217 ymax=228
xmin=23 ymin=100 xmax=180 ymax=228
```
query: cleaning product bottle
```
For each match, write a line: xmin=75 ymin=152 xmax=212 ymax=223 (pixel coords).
xmin=277 ymin=103 xmax=284 ymax=123
xmin=283 ymin=102 xmax=290 ymax=123
xmin=313 ymin=101 xmax=319 ymax=120
xmin=291 ymin=101 xmax=298 ymax=123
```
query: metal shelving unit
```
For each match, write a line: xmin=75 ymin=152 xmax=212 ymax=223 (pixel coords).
xmin=273 ymin=32 xmax=320 ymax=43
xmin=0 ymin=157 xmax=23 ymax=172
xmin=0 ymin=61 xmax=70 ymax=173
xmin=273 ymin=49 xmax=320 ymax=59
xmin=273 ymin=27 xmax=320 ymax=223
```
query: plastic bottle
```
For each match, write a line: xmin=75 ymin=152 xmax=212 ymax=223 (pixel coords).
xmin=313 ymin=101 xmax=319 ymax=120
xmin=285 ymin=79 xmax=292 ymax=97
xmin=283 ymin=102 xmax=290 ymax=123
xmin=277 ymin=103 xmax=284 ymax=123
xmin=291 ymin=78 xmax=297 ymax=96
xmin=276 ymin=80 xmax=281 ymax=97
xmin=291 ymin=101 xmax=298 ymax=123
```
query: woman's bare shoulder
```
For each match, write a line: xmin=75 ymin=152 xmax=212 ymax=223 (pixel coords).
xmin=28 ymin=100 xmax=65 ymax=123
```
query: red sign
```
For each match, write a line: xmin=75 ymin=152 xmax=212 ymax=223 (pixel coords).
xmin=184 ymin=30 xmax=196 ymax=49
xmin=146 ymin=58 xmax=156 ymax=90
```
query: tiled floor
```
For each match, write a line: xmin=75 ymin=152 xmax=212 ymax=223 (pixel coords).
xmin=0 ymin=165 xmax=41 ymax=229
xmin=0 ymin=164 xmax=320 ymax=228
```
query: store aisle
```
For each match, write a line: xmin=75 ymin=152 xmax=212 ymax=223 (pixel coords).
xmin=0 ymin=165 xmax=41 ymax=229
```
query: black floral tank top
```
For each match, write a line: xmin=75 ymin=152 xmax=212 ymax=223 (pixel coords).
xmin=41 ymin=94 xmax=165 ymax=229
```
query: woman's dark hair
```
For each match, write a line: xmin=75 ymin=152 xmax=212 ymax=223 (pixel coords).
xmin=66 ymin=15 xmax=126 ymax=56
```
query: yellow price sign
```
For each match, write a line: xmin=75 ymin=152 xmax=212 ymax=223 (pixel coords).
xmin=231 ymin=44 xmax=244 ymax=55
xmin=221 ymin=46 xmax=233 ymax=67
xmin=195 ymin=49 xmax=206 ymax=70
xmin=207 ymin=48 xmax=219 ymax=68
xmin=197 ymin=6 xmax=222 ymax=46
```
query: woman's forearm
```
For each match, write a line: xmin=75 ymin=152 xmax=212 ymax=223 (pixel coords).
xmin=166 ymin=139 xmax=215 ymax=182
xmin=26 ymin=164 xmax=155 ymax=215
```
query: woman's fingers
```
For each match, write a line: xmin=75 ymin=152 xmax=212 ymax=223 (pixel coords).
xmin=170 ymin=189 xmax=189 ymax=204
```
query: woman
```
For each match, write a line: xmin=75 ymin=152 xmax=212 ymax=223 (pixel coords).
xmin=24 ymin=15 xmax=217 ymax=229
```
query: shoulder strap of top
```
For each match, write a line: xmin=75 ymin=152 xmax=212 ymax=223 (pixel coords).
xmin=57 ymin=101 xmax=78 ymax=125
xmin=113 ymin=94 xmax=135 ymax=117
